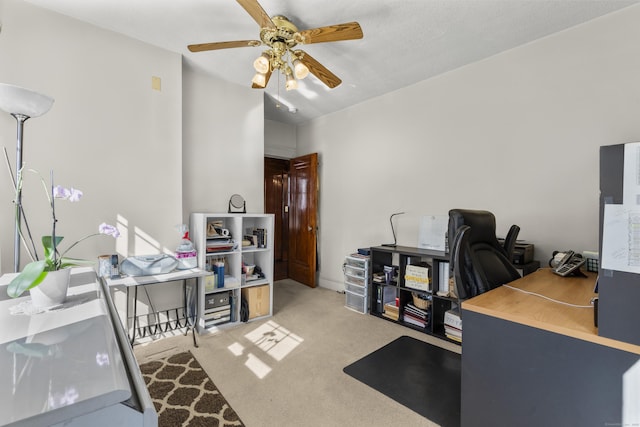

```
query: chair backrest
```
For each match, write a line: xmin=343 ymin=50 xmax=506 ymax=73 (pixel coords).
xmin=448 ymin=209 xmax=522 ymax=300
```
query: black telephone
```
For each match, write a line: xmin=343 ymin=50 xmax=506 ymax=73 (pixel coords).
xmin=550 ymin=250 xmax=586 ymax=277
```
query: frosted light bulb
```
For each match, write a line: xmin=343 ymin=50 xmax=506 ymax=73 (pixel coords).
xmin=293 ymin=59 xmax=309 ymax=79
xmin=253 ymin=54 xmax=270 ymax=73
xmin=252 ymin=72 xmax=266 ymax=88
xmin=285 ymin=74 xmax=298 ymax=91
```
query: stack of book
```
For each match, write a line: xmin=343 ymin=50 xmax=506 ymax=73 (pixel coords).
xmin=203 ymin=306 xmax=231 ymax=327
xmin=206 ymin=238 xmax=234 ymax=253
xmin=382 ymin=302 xmax=399 ymax=321
xmin=403 ymin=303 xmax=429 ymax=328
xmin=444 ymin=308 xmax=462 ymax=342
xmin=254 ymin=228 xmax=267 ymax=248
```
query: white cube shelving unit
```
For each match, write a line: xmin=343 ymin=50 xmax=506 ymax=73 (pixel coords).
xmin=190 ymin=213 xmax=274 ymax=332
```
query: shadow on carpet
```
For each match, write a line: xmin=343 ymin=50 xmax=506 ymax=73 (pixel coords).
xmin=139 ymin=351 xmax=244 ymax=427
xmin=343 ymin=335 xmax=460 ymax=427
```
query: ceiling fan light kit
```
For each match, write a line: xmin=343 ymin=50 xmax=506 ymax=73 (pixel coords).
xmin=253 ymin=52 xmax=271 ymax=73
xmin=251 ymin=71 xmax=267 ymax=88
xmin=187 ymin=0 xmax=363 ymax=92
xmin=292 ymin=58 xmax=309 ymax=79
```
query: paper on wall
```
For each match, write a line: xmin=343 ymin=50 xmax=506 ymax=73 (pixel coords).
xmin=601 ymin=204 xmax=640 ymax=274
xmin=418 ymin=215 xmax=448 ymax=251
xmin=623 ymin=142 xmax=640 ymax=205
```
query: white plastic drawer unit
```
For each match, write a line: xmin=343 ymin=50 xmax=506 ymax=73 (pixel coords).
xmin=345 ymin=256 xmax=368 ymax=270
xmin=345 ymin=280 xmax=366 ymax=296
xmin=345 ymin=291 xmax=367 ymax=314
xmin=344 ymin=264 xmax=366 ymax=278
xmin=344 ymin=254 xmax=369 ymax=314
xmin=345 ymin=274 xmax=366 ymax=288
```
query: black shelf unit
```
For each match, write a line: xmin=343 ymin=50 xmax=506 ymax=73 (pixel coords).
xmin=369 ymin=245 xmax=459 ymax=344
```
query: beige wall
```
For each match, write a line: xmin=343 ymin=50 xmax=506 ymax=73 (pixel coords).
xmin=297 ymin=5 xmax=640 ymax=290
xmin=4 ymin=0 xmax=638 ymax=294
xmin=265 ymin=119 xmax=296 ymax=159
xmin=0 ymin=0 xmax=264 ymax=274
xmin=181 ymin=62 xmax=264 ymax=216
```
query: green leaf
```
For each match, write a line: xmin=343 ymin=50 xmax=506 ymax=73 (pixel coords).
xmin=42 ymin=235 xmax=64 ymax=262
xmin=7 ymin=261 xmax=47 ymax=298
xmin=58 ymin=257 xmax=89 ymax=269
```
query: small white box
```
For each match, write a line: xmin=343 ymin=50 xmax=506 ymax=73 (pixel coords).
xmin=204 ymin=274 xmax=216 ymax=292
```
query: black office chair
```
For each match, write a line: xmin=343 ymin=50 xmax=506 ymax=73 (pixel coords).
xmin=448 ymin=209 xmax=522 ymax=301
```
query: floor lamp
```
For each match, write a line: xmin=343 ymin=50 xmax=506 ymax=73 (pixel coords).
xmin=0 ymin=83 xmax=54 ymax=272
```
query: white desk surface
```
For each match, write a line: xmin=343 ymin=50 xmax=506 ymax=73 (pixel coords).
xmin=104 ymin=268 xmax=211 ymax=287
xmin=0 ymin=267 xmax=132 ymax=426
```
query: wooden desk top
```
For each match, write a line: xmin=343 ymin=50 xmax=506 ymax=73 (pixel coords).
xmin=462 ymin=268 xmax=640 ymax=355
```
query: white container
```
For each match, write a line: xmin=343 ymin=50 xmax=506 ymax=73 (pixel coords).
xmin=176 ymin=231 xmax=197 ymax=269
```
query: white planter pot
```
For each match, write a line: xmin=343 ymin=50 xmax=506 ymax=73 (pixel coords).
xmin=30 ymin=268 xmax=70 ymax=308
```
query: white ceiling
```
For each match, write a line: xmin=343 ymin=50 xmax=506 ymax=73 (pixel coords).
xmin=23 ymin=0 xmax=640 ymax=125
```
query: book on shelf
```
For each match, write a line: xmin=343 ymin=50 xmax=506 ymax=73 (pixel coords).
xmin=256 ymin=228 xmax=267 ymax=248
xmin=204 ymin=308 xmax=231 ymax=320
xmin=244 ymin=227 xmax=267 ymax=248
xmin=404 ymin=303 xmax=428 ymax=319
xmin=206 ymin=238 xmax=235 ymax=253
xmin=382 ymin=312 xmax=399 ymax=321
xmin=445 ymin=324 xmax=462 ymax=342
xmin=372 ymin=272 xmax=386 ymax=283
xmin=243 ymin=235 xmax=257 ymax=248
xmin=403 ymin=310 xmax=429 ymax=323
xmin=444 ymin=308 xmax=462 ymax=330
xmin=349 ymin=252 xmax=370 ymax=259
xmin=376 ymin=286 xmax=397 ymax=312
xmin=444 ymin=324 xmax=461 ymax=337
xmin=205 ymin=316 xmax=231 ymax=327
xmin=437 ymin=261 xmax=451 ymax=297
xmin=383 ymin=302 xmax=399 ymax=320
xmin=445 ymin=332 xmax=462 ymax=343
xmin=403 ymin=314 xmax=428 ymax=328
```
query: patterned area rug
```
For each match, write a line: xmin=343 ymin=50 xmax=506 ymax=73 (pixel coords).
xmin=139 ymin=351 xmax=244 ymax=427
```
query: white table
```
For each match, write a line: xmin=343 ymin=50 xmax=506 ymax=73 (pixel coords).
xmin=0 ymin=267 xmax=155 ymax=427
xmin=104 ymin=268 xmax=210 ymax=347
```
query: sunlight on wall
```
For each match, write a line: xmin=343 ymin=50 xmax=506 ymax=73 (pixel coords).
xmin=134 ymin=226 xmax=161 ymax=255
xmin=116 ymin=214 xmax=128 ymax=256
xmin=227 ymin=320 xmax=304 ymax=379
xmin=112 ymin=214 xmax=186 ymax=344
xmin=116 ymin=214 xmax=174 ymax=257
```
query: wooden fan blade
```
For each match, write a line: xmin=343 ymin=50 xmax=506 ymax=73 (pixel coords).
xmin=236 ymin=0 xmax=276 ymax=29
xmin=298 ymin=51 xmax=342 ymax=89
xmin=188 ymin=40 xmax=261 ymax=52
xmin=252 ymin=68 xmax=272 ymax=89
xmin=298 ymin=22 xmax=363 ymax=44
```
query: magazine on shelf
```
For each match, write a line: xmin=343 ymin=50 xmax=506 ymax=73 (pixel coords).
xmin=403 ymin=314 xmax=427 ymax=328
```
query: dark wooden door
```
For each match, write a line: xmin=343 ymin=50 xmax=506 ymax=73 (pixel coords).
xmin=264 ymin=157 xmax=289 ymax=281
xmin=288 ymin=153 xmax=318 ymax=288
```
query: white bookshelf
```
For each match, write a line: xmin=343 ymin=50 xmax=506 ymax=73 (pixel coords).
xmin=189 ymin=213 xmax=274 ymax=332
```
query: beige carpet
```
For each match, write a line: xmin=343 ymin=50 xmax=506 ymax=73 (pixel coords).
xmin=134 ymin=279 xmax=460 ymax=426
xmin=139 ymin=351 xmax=244 ymax=426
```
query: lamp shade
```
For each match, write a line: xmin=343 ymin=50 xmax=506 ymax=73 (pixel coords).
xmin=0 ymin=83 xmax=54 ymax=118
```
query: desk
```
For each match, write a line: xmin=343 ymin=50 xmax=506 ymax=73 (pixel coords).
xmin=0 ymin=267 xmax=155 ymax=426
xmin=461 ymin=268 xmax=640 ymax=426
xmin=104 ymin=268 xmax=210 ymax=347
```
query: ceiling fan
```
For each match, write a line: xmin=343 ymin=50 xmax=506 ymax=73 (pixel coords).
xmin=187 ymin=0 xmax=363 ymax=91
